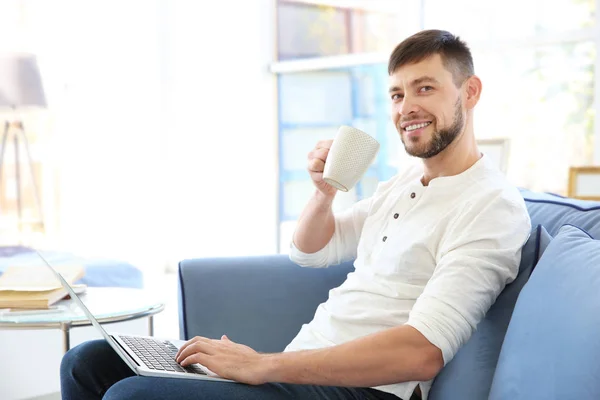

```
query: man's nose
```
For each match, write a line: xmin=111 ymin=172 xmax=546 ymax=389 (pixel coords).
xmin=399 ymin=95 xmax=419 ymax=116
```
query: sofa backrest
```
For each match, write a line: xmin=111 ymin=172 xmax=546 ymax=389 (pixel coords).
xmin=429 ymin=189 xmax=600 ymax=400
xmin=520 ymin=188 xmax=600 ymax=238
xmin=489 ymin=223 xmax=600 ymax=399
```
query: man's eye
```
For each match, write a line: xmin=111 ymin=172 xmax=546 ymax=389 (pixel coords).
xmin=419 ymin=86 xmax=433 ymax=93
xmin=391 ymin=93 xmax=404 ymax=101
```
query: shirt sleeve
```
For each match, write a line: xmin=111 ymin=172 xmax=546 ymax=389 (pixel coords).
xmin=289 ymin=196 xmax=373 ymax=268
xmin=406 ymin=190 xmax=531 ymax=364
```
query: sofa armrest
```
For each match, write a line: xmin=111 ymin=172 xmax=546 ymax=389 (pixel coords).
xmin=178 ymin=254 xmax=353 ymax=353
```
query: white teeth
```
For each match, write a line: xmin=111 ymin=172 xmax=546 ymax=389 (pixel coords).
xmin=405 ymin=122 xmax=431 ymax=132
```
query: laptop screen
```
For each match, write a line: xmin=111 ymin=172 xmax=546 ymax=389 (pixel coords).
xmin=33 ymin=249 xmax=138 ymax=371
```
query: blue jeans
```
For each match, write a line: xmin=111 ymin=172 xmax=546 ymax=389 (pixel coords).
xmin=60 ymin=340 xmax=404 ymax=400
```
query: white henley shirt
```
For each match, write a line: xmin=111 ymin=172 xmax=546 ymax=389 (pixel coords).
xmin=285 ymin=155 xmax=531 ymax=400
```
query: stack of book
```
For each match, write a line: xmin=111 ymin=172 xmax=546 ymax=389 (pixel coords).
xmin=0 ymin=265 xmax=85 ymax=309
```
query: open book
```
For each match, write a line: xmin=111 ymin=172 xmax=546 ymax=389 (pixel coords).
xmin=0 ymin=265 xmax=85 ymax=309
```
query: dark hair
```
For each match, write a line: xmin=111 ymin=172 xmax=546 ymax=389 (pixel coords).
xmin=388 ymin=30 xmax=474 ymax=86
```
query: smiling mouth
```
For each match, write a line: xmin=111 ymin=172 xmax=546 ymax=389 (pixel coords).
xmin=404 ymin=121 xmax=432 ymax=132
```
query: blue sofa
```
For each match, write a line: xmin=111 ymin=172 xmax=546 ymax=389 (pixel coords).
xmin=178 ymin=189 xmax=600 ymax=399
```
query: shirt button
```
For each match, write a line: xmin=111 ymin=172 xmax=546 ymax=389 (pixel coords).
xmin=393 ymin=213 xmax=399 ymax=219
xmin=410 ymin=192 xmax=416 ymax=199
xmin=382 ymin=236 xmax=387 ymax=242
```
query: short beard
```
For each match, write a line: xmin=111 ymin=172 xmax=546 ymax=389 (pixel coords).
xmin=401 ymin=98 xmax=464 ymax=159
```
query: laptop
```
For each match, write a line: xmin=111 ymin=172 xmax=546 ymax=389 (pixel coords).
xmin=36 ymin=249 xmax=235 ymax=383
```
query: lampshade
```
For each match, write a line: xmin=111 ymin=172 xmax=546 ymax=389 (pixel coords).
xmin=0 ymin=53 xmax=47 ymax=110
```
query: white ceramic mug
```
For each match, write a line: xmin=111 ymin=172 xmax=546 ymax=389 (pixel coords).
xmin=323 ymin=125 xmax=380 ymax=192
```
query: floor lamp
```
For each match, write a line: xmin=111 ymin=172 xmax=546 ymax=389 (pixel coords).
xmin=0 ymin=54 xmax=47 ymax=239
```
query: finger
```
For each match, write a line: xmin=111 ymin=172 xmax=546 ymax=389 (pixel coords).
xmin=308 ymin=147 xmax=329 ymax=162
xmin=177 ymin=341 xmax=213 ymax=363
xmin=308 ymin=158 xmax=325 ymax=173
xmin=175 ymin=336 xmax=204 ymax=359
xmin=176 ymin=336 xmax=212 ymax=359
xmin=315 ymin=139 xmax=333 ymax=149
xmin=309 ymin=170 xmax=323 ymax=182
xmin=176 ymin=339 xmax=216 ymax=363
xmin=180 ymin=351 xmax=211 ymax=367
xmin=221 ymin=335 xmax=231 ymax=341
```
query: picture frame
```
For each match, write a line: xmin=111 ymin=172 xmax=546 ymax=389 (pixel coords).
xmin=477 ymin=138 xmax=510 ymax=173
xmin=568 ymin=166 xmax=600 ymax=200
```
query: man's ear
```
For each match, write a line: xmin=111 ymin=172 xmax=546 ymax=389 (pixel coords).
xmin=464 ymin=75 xmax=482 ymax=110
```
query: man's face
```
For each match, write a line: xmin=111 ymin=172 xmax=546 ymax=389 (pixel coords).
xmin=389 ymin=54 xmax=466 ymax=159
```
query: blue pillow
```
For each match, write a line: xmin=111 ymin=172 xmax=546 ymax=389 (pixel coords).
xmin=489 ymin=224 xmax=600 ymax=399
xmin=429 ymin=225 xmax=551 ymax=400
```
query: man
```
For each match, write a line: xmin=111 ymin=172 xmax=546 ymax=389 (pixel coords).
xmin=60 ymin=30 xmax=531 ymax=400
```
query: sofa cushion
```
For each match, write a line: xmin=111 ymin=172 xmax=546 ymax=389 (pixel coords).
xmin=489 ymin=224 xmax=600 ymax=400
xmin=521 ymin=188 xmax=600 ymax=238
xmin=0 ymin=247 xmax=143 ymax=288
xmin=429 ymin=225 xmax=551 ymax=400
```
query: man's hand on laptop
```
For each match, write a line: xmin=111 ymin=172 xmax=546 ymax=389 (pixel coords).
xmin=176 ymin=335 xmax=270 ymax=385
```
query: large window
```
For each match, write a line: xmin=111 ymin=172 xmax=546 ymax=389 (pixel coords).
xmin=474 ymin=42 xmax=595 ymax=193
xmin=423 ymin=0 xmax=597 ymax=193
xmin=274 ymin=0 xmax=598 ymax=251
xmin=277 ymin=0 xmax=421 ymax=59
xmin=277 ymin=64 xmax=400 ymax=250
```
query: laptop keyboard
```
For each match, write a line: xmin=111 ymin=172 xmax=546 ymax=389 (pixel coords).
xmin=120 ymin=335 xmax=207 ymax=375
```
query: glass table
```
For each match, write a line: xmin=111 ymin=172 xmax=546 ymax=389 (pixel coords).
xmin=0 ymin=287 xmax=165 ymax=353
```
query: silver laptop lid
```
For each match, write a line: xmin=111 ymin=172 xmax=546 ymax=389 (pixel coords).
xmin=34 ymin=249 xmax=138 ymax=371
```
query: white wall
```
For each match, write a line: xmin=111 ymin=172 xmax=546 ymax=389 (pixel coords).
xmin=160 ymin=0 xmax=278 ymax=266
xmin=17 ymin=1 xmax=278 ymax=271
xmin=47 ymin=0 xmax=166 ymax=269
